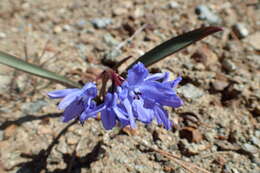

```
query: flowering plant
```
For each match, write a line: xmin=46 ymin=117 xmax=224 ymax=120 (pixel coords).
xmin=0 ymin=26 xmax=222 ymax=130
xmin=48 ymin=62 xmax=183 ymax=130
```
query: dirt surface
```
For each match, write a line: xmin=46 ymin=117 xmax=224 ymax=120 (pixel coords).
xmin=0 ymin=0 xmax=259 ymax=173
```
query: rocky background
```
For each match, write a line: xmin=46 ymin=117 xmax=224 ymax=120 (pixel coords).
xmin=0 ymin=0 xmax=259 ymax=173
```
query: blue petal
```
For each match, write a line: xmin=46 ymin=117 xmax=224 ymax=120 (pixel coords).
xmin=122 ymin=98 xmax=136 ymax=128
xmin=127 ymin=62 xmax=148 ymax=85
xmin=140 ymin=81 xmax=183 ymax=108
xmin=85 ymin=87 xmax=97 ymax=98
xmin=145 ymin=72 xmax=169 ymax=82
xmin=132 ymin=99 xmax=153 ymax=123
xmin=104 ymin=93 xmax=117 ymax=107
xmin=62 ymin=99 xmax=84 ymax=122
xmin=48 ymin=89 xmax=80 ymax=99
xmin=79 ymin=103 xmax=105 ymax=122
xmin=117 ymin=86 xmax=128 ymax=100
xmin=101 ymin=108 xmax=116 ymax=130
xmin=58 ymin=93 xmax=79 ymax=110
xmin=166 ymin=95 xmax=183 ymax=108
xmin=113 ymin=106 xmax=129 ymax=127
xmin=154 ymin=105 xmax=172 ymax=130
xmin=79 ymin=82 xmax=97 ymax=99
xmin=82 ymin=82 xmax=96 ymax=91
xmin=163 ymin=76 xmax=182 ymax=88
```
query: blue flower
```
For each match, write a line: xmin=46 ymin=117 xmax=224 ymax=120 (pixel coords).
xmin=85 ymin=92 xmax=129 ymax=130
xmin=47 ymin=62 xmax=183 ymax=130
xmin=118 ymin=62 xmax=183 ymax=129
xmin=48 ymin=83 xmax=97 ymax=122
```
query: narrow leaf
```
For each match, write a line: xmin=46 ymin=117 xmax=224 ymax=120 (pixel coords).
xmin=0 ymin=51 xmax=81 ymax=88
xmin=127 ymin=26 xmax=222 ymax=69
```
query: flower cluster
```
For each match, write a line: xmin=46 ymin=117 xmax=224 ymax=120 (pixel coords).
xmin=48 ymin=62 xmax=183 ymax=130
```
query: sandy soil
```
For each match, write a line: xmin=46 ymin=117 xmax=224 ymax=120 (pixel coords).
xmin=0 ymin=0 xmax=259 ymax=173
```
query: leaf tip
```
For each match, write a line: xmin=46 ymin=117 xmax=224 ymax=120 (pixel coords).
xmin=202 ymin=26 xmax=223 ymax=36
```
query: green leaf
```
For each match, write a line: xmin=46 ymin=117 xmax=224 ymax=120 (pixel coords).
xmin=127 ymin=26 xmax=222 ymax=69
xmin=0 ymin=51 xmax=81 ymax=88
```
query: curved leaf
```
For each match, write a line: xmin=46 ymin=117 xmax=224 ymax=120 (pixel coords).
xmin=0 ymin=51 xmax=81 ymax=88
xmin=127 ymin=26 xmax=222 ymax=69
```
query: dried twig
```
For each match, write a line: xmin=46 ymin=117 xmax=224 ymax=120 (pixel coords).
xmin=115 ymin=24 xmax=147 ymax=51
xmin=40 ymin=46 xmax=68 ymax=68
xmin=138 ymin=140 xmax=211 ymax=173
xmin=38 ymin=39 xmax=51 ymax=62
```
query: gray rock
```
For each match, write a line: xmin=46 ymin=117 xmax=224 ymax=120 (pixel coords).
xmin=167 ymin=2 xmax=179 ymax=9
xmin=232 ymin=23 xmax=249 ymax=39
xmin=133 ymin=7 xmax=144 ymax=18
xmin=212 ymin=80 xmax=229 ymax=91
xmin=53 ymin=25 xmax=62 ymax=33
xmin=241 ymin=143 xmax=258 ymax=155
xmin=0 ymin=32 xmax=6 ymax=39
xmin=21 ymin=100 xmax=48 ymax=114
xmin=0 ymin=75 xmax=12 ymax=94
xmin=103 ymin=49 xmax=122 ymax=64
xmin=63 ymin=24 xmax=72 ymax=31
xmin=178 ymin=139 xmax=206 ymax=155
xmin=252 ymin=155 xmax=260 ymax=166
xmin=255 ymin=130 xmax=260 ymax=138
xmin=251 ymin=136 xmax=260 ymax=148
xmin=0 ymin=130 xmax=3 ymax=141
xmin=56 ymin=141 xmax=70 ymax=154
xmin=195 ymin=5 xmax=222 ymax=24
xmin=177 ymin=84 xmax=204 ymax=100
xmin=134 ymin=165 xmax=149 ymax=173
xmin=103 ymin=33 xmax=119 ymax=47
xmin=91 ymin=18 xmax=112 ymax=29
xmin=222 ymin=59 xmax=237 ymax=72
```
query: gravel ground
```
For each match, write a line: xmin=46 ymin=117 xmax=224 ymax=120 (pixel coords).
xmin=0 ymin=0 xmax=259 ymax=173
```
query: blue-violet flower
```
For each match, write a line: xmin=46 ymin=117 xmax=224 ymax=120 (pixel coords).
xmin=48 ymin=82 xmax=97 ymax=122
xmin=48 ymin=62 xmax=183 ymax=130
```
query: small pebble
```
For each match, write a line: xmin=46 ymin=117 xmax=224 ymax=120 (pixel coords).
xmin=53 ymin=25 xmax=62 ymax=33
xmin=177 ymin=84 xmax=204 ymax=100
xmin=195 ymin=5 xmax=222 ymax=24
xmin=212 ymin=80 xmax=229 ymax=91
xmin=63 ymin=24 xmax=72 ymax=31
xmin=232 ymin=23 xmax=249 ymax=39
xmin=251 ymin=136 xmax=260 ymax=148
xmin=222 ymin=59 xmax=236 ymax=72
xmin=103 ymin=33 xmax=119 ymax=47
xmin=241 ymin=143 xmax=258 ymax=155
xmin=0 ymin=130 xmax=4 ymax=141
xmin=167 ymin=2 xmax=179 ymax=9
xmin=113 ymin=7 xmax=128 ymax=16
xmin=179 ymin=127 xmax=203 ymax=143
xmin=0 ymin=32 xmax=6 ymax=39
xmin=102 ymin=49 xmax=121 ymax=66
xmin=91 ymin=18 xmax=112 ymax=29
xmin=133 ymin=7 xmax=144 ymax=18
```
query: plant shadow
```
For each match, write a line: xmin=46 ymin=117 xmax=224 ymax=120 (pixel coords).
xmin=15 ymin=120 xmax=105 ymax=173
xmin=0 ymin=113 xmax=61 ymax=130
